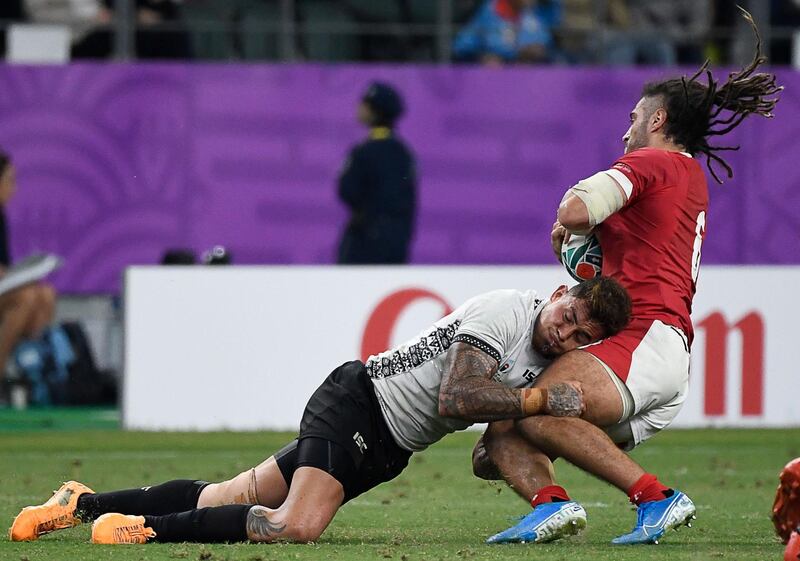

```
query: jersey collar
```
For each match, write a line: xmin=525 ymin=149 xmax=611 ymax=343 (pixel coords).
xmin=369 ymin=127 xmax=392 ymax=140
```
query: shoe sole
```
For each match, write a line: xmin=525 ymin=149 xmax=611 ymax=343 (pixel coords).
xmin=653 ymin=504 xmax=696 ymax=545
xmin=525 ymin=507 xmax=588 ymax=544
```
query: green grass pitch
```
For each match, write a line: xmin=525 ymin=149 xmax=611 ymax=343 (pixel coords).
xmin=0 ymin=427 xmax=795 ymax=561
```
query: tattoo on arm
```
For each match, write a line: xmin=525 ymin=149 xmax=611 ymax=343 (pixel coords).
xmin=439 ymin=342 xmax=525 ymax=422
xmin=246 ymin=506 xmax=286 ymax=542
xmin=545 ymin=382 xmax=584 ymax=417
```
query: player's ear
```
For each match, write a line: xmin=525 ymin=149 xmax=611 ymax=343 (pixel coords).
xmin=649 ymin=107 xmax=668 ymax=133
xmin=550 ymin=285 xmax=569 ymax=302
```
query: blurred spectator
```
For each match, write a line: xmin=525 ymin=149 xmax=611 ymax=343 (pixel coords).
xmin=0 ymin=1 xmax=26 ymax=58
xmin=769 ymin=0 xmax=800 ymax=65
xmin=603 ymin=0 xmax=711 ymax=65
xmin=161 ymin=249 xmax=197 ymax=265
xmin=557 ymin=0 xmax=594 ymax=63
xmin=181 ymin=0 xmax=278 ymax=60
xmin=452 ymin=0 xmax=561 ymax=65
xmin=71 ymin=0 xmax=188 ymax=59
xmin=23 ymin=0 xmax=101 ymax=47
xmin=341 ymin=0 xmax=410 ymax=61
xmin=337 ymin=82 xmax=416 ymax=265
xmin=0 ymin=152 xmax=57 ymax=391
xmin=714 ymin=0 xmax=799 ymax=66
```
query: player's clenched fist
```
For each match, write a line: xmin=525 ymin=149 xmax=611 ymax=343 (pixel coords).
xmin=544 ymin=382 xmax=584 ymax=417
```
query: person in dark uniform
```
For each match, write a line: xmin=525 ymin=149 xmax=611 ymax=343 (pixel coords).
xmin=337 ymin=82 xmax=416 ymax=264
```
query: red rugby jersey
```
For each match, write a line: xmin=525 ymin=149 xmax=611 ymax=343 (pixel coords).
xmin=598 ymin=147 xmax=709 ymax=344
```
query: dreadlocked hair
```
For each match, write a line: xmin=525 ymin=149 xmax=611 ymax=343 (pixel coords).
xmin=640 ymin=7 xmax=782 ymax=183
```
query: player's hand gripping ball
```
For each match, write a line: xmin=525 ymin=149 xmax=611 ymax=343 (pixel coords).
xmin=561 ymin=233 xmax=603 ymax=282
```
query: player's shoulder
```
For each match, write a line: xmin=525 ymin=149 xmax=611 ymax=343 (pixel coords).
xmin=457 ymin=289 xmax=539 ymax=338
xmin=614 ymin=148 xmax=698 ymax=178
xmin=348 ymin=141 xmax=371 ymax=160
xmin=616 ymin=147 xmax=676 ymax=165
xmin=481 ymin=287 xmax=538 ymax=301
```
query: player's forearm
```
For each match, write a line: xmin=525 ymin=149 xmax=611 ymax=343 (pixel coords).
xmin=439 ymin=380 xmax=585 ymax=422
xmin=438 ymin=378 xmax=532 ymax=422
xmin=439 ymin=342 xmax=524 ymax=421
xmin=557 ymin=193 xmax=592 ymax=233
xmin=439 ymin=342 xmax=584 ymax=421
xmin=559 ymin=171 xmax=627 ymax=233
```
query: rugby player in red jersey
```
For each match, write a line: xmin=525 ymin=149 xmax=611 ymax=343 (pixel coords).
xmin=482 ymin=9 xmax=782 ymax=545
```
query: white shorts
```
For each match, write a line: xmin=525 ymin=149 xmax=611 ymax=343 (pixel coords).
xmin=584 ymin=319 xmax=690 ymax=450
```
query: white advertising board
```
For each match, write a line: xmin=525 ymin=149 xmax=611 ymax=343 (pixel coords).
xmin=123 ymin=266 xmax=800 ymax=431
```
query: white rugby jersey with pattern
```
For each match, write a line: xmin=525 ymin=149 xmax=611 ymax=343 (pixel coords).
xmin=366 ymin=289 xmax=551 ymax=452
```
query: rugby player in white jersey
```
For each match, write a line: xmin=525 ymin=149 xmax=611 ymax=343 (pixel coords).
xmin=11 ymin=277 xmax=630 ymax=544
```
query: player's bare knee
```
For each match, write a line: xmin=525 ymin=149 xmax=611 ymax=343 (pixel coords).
xmin=285 ymin=522 xmax=324 ymax=543
xmin=246 ymin=506 xmax=322 ymax=543
xmin=37 ymin=284 xmax=56 ymax=313
xmin=472 ymin=438 xmax=502 ymax=480
xmin=246 ymin=505 xmax=285 ymax=542
xmin=11 ymin=286 xmax=37 ymax=309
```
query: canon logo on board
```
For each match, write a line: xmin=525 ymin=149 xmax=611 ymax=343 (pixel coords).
xmin=360 ymin=288 xmax=453 ymax=361
xmin=360 ymin=289 xmax=766 ymax=418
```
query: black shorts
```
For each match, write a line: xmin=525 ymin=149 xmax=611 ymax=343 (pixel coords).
xmin=295 ymin=360 xmax=412 ymax=503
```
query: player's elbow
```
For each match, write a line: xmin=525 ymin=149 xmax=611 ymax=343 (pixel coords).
xmin=437 ymin=396 xmax=455 ymax=418
xmin=557 ymin=200 xmax=590 ymax=232
xmin=437 ymin=387 xmax=462 ymax=419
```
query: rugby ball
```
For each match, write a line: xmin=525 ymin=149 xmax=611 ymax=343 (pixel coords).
xmin=561 ymin=233 xmax=603 ymax=282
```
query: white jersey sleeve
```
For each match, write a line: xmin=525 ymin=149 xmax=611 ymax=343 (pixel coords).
xmin=452 ymin=289 xmax=533 ymax=363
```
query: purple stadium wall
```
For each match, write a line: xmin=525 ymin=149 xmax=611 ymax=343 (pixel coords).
xmin=0 ymin=64 xmax=797 ymax=293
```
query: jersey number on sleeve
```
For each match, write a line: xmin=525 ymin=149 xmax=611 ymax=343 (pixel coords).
xmin=691 ymin=211 xmax=706 ymax=283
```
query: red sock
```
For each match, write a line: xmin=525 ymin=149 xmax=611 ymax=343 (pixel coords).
xmin=531 ymin=485 xmax=570 ymax=508
xmin=628 ymin=474 xmax=671 ymax=505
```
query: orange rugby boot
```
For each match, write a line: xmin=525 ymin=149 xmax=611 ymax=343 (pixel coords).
xmin=9 ymin=480 xmax=95 ymax=541
xmin=91 ymin=513 xmax=156 ymax=544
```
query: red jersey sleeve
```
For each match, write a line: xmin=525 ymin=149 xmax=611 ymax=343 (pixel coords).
xmin=605 ymin=148 xmax=674 ymax=205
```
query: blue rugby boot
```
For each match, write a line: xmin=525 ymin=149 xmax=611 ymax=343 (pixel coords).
xmin=612 ymin=490 xmax=696 ymax=545
xmin=486 ymin=501 xmax=587 ymax=544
